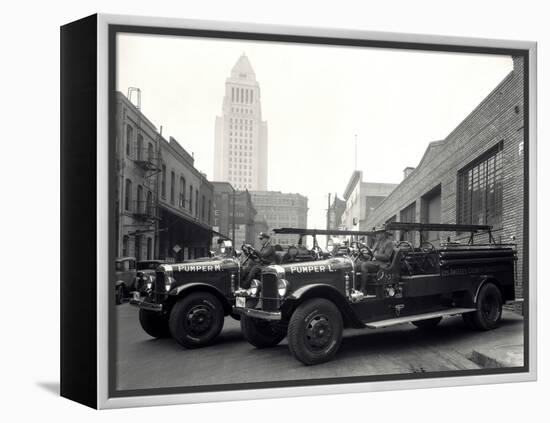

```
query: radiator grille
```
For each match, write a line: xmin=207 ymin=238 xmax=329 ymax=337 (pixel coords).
xmin=261 ymin=273 xmax=280 ymax=312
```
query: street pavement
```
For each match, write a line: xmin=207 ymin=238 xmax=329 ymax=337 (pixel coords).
xmin=115 ymin=304 xmax=524 ymax=391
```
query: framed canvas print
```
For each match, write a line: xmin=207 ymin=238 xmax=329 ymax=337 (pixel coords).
xmin=60 ymin=14 xmax=537 ymax=409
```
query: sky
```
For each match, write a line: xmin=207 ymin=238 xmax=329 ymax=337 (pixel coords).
xmin=116 ymin=33 xmax=513 ymax=231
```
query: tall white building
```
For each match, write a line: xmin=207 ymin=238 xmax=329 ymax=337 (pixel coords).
xmin=214 ymin=54 xmax=268 ymax=191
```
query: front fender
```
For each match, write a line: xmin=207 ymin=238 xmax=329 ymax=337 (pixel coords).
xmin=168 ymin=282 xmax=232 ymax=314
xmin=283 ymin=284 xmax=363 ymax=328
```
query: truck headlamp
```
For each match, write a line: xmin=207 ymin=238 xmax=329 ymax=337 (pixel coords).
xmin=247 ymin=279 xmax=261 ymax=296
xmin=277 ymin=279 xmax=289 ymax=297
xmin=165 ymin=276 xmax=175 ymax=292
xmin=146 ymin=274 xmax=154 ymax=289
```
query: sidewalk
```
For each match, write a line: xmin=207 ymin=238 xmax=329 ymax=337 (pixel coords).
xmin=458 ymin=310 xmax=524 ymax=368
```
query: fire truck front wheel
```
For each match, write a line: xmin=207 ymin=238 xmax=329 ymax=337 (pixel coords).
xmin=287 ymin=298 xmax=343 ymax=365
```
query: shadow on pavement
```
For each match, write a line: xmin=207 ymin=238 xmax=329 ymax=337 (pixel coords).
xmin=36 ymin=381 xmax=60 ymax=396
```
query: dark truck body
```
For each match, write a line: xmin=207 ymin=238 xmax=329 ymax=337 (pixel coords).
xmin=130 ymin=233 xmax=331 ymax=348
xmin=234 ymin=223 xmax=517 ymax=364
xmin=129 ymin=255 xmax=243 ymax=347
xmin=141 ymin=257 xmax=241 ymax=315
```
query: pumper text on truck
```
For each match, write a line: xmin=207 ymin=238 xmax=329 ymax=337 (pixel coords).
xmin=234 ymin=223 xmax=518 ymax=365
xmin=129 ymin=230 xmax=331 ymax=348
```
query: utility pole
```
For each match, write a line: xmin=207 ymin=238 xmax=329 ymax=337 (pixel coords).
xmin=326 ymin=193 xmax=331 ymax=230
xmin=232 ymin=189 xmax=236 ymax=243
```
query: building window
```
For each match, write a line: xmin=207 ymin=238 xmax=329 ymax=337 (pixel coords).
xmin=124 ymin=179 xmax=132 ymax=211
xmin=195 ymin=189 xmax=199 ymax=216
xmin=122 ymin=235 xmax=129 ymax=257
xmin=208 ymin=199 xmax=212 ymax=224
xmin=135 ymin=235 xmax=142 ymax=261
xmin=161 ymin=165 xmax=166 ymax=199
xmin=126 ymin=125 xmax=133 ymax=156
xmin=189 ymin=185 xmax=193 ymax=212
xmin=146 ymin=191 xmax=153 ymax=216
xmin=201 ymin=195 xmax=205 ymax=220
xmin=137 ymin=185 xmax=143 ymax=212
xmin=170 ymin=171 xmax=175 ymax=204
xmin=146 ymin=238 xmax=152 ymax=260
xmin=400 ymin=202 xmax=416 ymax=242
xmin=457 ymin=142 xmax=503 ymax=227
xmin=179 ymin=177 xmax=186 ymax=208
xmin=147 ymin=142 xmax=154 ymax=162
xmin=136 ymin=134 xmax=143 ymax=160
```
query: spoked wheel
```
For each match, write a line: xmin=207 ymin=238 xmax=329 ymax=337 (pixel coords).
xmin=169 ymin=292 xmax=225 ymax=348
xmin=464 ymin=282 xmax=503 ymax=331
xmin=288 ymin=298 xmax=343 ymax=365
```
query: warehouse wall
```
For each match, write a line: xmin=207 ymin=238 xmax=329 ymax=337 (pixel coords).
xmin=364 ymin=56 xmax=525 ymax=312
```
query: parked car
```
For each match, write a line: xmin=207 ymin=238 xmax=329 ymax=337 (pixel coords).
xmin=234 ymin=223 xmax=517 ymax=365
xmin=114 ymin=257 xmax=137 ymax=305
xmin=135 ymin=259 xmax=163 ymax=294
xmin=130 ymin=231 xmax=333 ymax=348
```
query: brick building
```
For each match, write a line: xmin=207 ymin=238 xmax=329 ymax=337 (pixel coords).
xmin=115 ymin=91 xmax=162 ymax=261
xmin=211 ymin=182 xmax=235 ymax=242
xmin=364 ymin=56 xmax=525 ymax=309
xmin=250 ymin=191 xmax=308 ymax=246
xmin=232 ymin=190 xmax=257 ymax=247
xmin=340 ymin=171 xmax=397 ymax=231
xmin=157 ymin=136 xmax=214 ymax=261
xmin=115 ymin=91 xmax=214 ymax=263
xmin=327 ymin=194 xmax=346 ymax=230
xmin=211 ymin=182 xmax=257 ymax=248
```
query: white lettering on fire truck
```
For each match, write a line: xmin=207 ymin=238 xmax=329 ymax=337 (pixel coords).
xmin=175 ymin=264 xmax=222 ymax=272
xmin=289 ymin=264 xmax=336 ymax=274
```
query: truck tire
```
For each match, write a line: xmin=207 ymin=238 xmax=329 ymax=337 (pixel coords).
xmin=412 ymin=316 xmax=442 ymax=330
xmin=287 ymin=298 xmax=343 ymax=365
xmin=169 ymin=292 xmax=225 ymax=348
xmin=469 ymin=282 xmax=503 ymax=330
xmin=240 ymin=316 xmax=286 ymax=348
xmin=139 ymin=309 xmax=170 ymax=338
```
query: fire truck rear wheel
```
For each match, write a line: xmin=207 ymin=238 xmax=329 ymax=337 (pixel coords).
xmin=240 ymin=316 xmax=286 ymax=348
xmin=169 ymin=292 xmax=225 ymax=348
xmin=288 ymin=298 xmax=343 ymax=365
xmin=139 ymin=309 xmax=170 ymax=338
xmin=470 ymin=282 xmax=503 ymax=330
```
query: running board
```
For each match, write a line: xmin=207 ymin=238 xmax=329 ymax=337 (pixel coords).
xmin=364 ymin=308 xmax=476 ymax=329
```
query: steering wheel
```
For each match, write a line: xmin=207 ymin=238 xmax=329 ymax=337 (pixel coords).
xmin=420 ymin=241 xmax=436 ymax=252
xmin=351 ymin=241 xmax=373 ymax=260
xmin=419 ymin=241 xmax=437 ymax=272
xmin=359 ymin=246 xmax=373 ymax=260
xmin=397 ymin=240 xmax=414 ymax=250
xmin=311 ymin=245 xmax=323 ymax=260
xmin=240 ymin=244 xmax=260 ymax=265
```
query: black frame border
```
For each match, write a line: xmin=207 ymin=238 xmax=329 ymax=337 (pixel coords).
xmin=106 ymin=23 xmax=530 ymax=400
xmin=61 ymin=14 xmax=98 ymax=409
